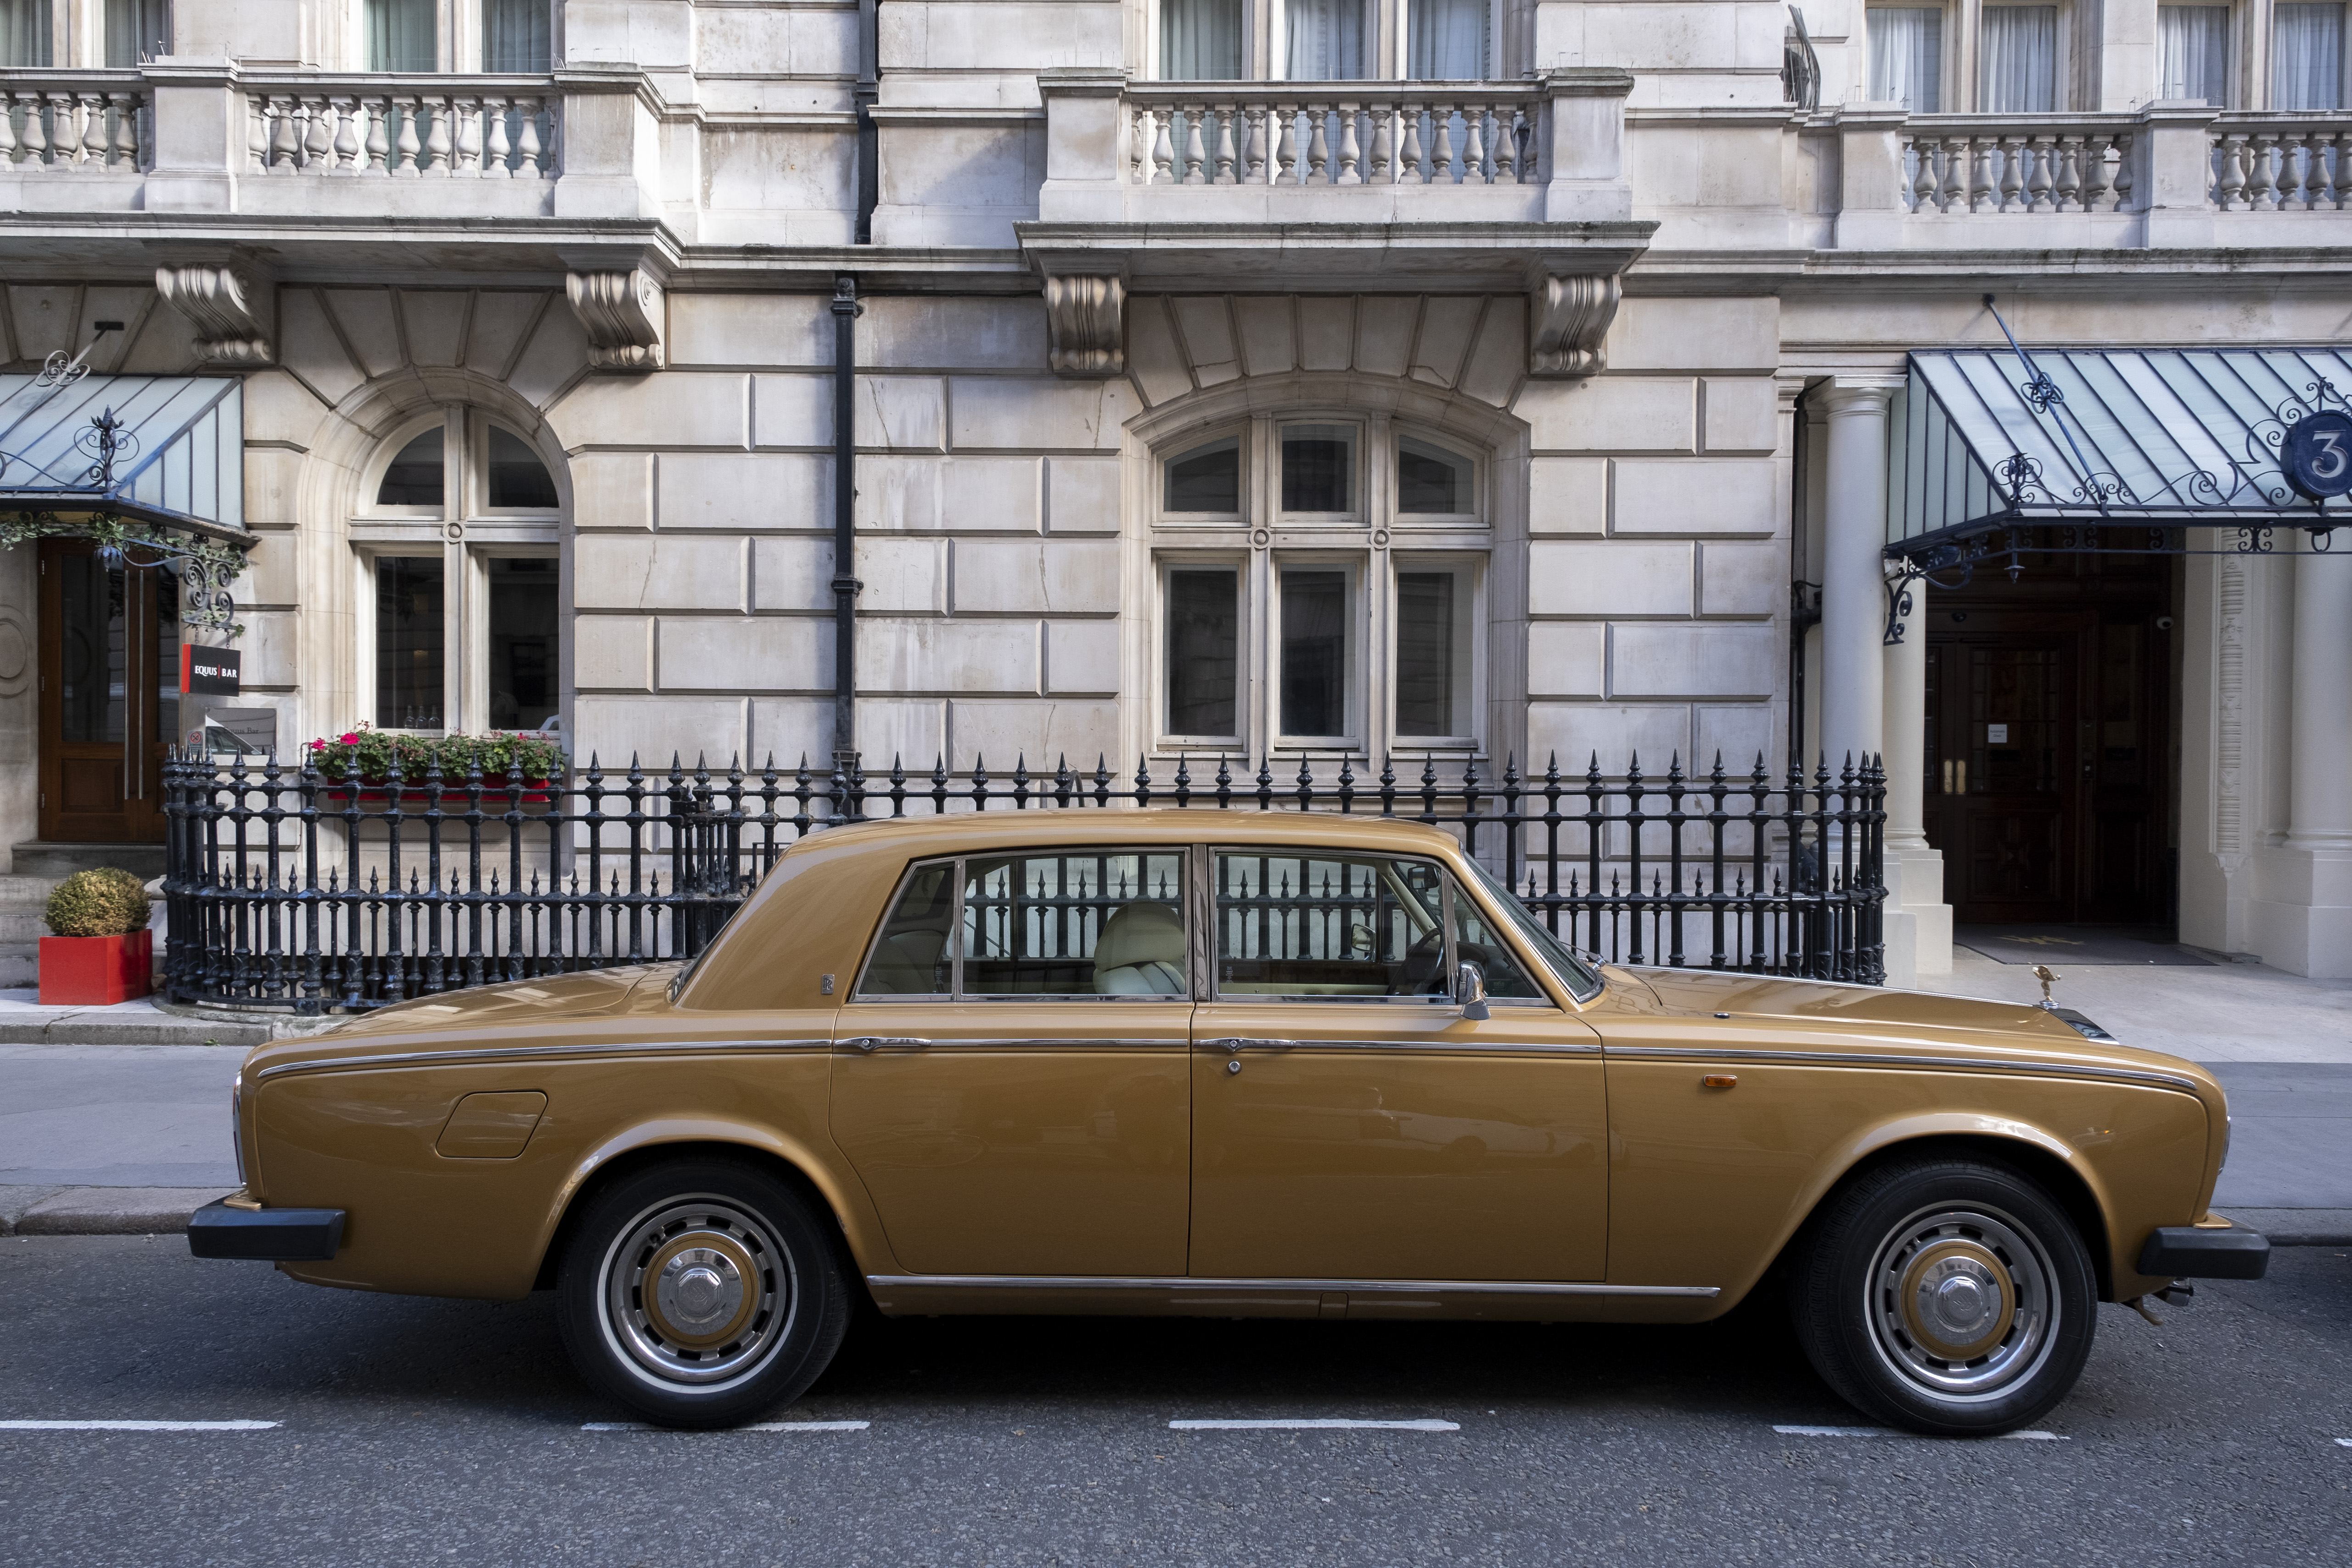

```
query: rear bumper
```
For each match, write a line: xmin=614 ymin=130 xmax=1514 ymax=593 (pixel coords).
xmin=186 ymin=1200 xmax=346 ymax=1262
xmin=2137 ymin=1224 xmax=2270 ymax=1281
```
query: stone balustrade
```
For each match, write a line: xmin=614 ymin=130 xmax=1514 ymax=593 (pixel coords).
xmin=2209 ymin=116 xmax=2352 ymax=210
xmin=245 ymin=77 xmax=556 ymax=179
xmin=1124 ymin=84 xmax=1543 ymax=188
xmin=0 ymin=75 xmax=148 ymax=172
xmin=1898 ymin=118 xmax=2134 ymax=214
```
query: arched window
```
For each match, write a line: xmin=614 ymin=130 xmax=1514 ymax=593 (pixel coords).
xmin=355 ymin=410 xmax=561 ymax=734
xmin=1152 ymin=416 xmax=1485 ymax=759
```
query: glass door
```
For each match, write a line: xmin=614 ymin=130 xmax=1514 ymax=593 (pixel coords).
xmin=38 ymin=539 xmax=177 ymax=843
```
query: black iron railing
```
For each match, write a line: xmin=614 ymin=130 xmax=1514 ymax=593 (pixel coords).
xmin=161 ymin=747 xmax=1885 ymax=1013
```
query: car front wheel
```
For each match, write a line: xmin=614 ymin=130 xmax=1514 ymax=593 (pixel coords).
xmin=1790 ymin=1155 xmax=2097 ymax=1436
xmin=556 ymin=1157 xmax=851 ymax=1428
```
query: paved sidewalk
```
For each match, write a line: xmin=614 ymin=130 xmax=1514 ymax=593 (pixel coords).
xmin=0 ymin=989 xmax=270 ymax=1047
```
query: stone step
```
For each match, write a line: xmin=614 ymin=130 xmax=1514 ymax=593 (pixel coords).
xmin=10 ymin=843 xmax=165 ymax=881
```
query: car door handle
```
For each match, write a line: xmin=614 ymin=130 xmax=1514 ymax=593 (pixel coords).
xmin=1207 ymin=1037 xmax=1296 ymax=1054
xmin=842 ymin=1036 xmax=931 ymax=1052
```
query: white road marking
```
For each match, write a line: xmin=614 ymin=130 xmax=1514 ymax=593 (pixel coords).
xmin=0 ymin=1420 xmax=279 ymax=1432
xmin=580 ymin=1420 xmax=870 ymax=1433
xmin=1168 ymin=1418 xmax=1461 ymax=1432
xmin=1773 ymin=1424 xmax=2067 ymax=1441
xmin=2335 ymin=1437 xmax=2352 ymax=1448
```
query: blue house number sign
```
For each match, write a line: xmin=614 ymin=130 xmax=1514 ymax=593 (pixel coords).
xmin=2282 ymin=410 xmax=2352 ymax=500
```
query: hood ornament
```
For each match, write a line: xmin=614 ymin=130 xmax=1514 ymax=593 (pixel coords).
xmin=2032 ymin=963 xmax=2060 ymax=1010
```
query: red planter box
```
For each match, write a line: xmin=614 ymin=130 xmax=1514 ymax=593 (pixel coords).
xmin=38 ymin=929 xmax=153 ymax=1006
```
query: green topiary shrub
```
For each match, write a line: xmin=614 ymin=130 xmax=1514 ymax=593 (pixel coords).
xmin=43 ymin=867 xmax=154 ymax=939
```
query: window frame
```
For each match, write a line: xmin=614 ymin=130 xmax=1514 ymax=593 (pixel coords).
xmin=1157 ymin=553 xmax=1249 ymax=749
xmin=1270 ymin=552 xmax=1364 ymax=748
xmin=351 ymin=406 xmax=561 ymax=736
xmin=851 ymin=849 xmax=1196 ymax=1004
xmin=2159 ymin=2 xmax=2239 ymax=107
xmin=1387 ymin=551 xmax=1482 ymax=748
xmin=2267 ymin=0 xmax=2350 ymax=109
xmin=1149 ymin=413 xmax=1489 ymax=762
xmin=1209 ymin=844 xmax=1457 ymax=1005
xmin=1142 ymin=0 xmax=1502 ymax=83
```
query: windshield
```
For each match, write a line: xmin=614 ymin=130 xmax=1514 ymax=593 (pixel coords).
xmin=1461 ymin=856 xmax=1604 ymax=1003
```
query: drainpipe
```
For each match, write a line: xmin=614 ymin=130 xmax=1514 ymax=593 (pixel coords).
xmin=831 ymin=275 xmax=864 ymax=769
xmin=854 ymin=0 xmax=879 ymax=243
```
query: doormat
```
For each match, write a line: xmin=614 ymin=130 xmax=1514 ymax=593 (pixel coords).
xmin=1954 ymin=927 xmax=2216 ymax=967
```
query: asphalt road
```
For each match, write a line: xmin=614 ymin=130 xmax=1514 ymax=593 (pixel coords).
xmin=1 ymin=1239 xmax=2346 ymax=1566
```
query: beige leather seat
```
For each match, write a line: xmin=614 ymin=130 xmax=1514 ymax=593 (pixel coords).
xmin=1091 ymin=902 xmax=1187 ymax=995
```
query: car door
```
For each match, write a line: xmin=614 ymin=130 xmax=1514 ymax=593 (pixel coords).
xmin=829 ymin=846 xmax=1195 ymax=1277
xmin=1188 ymin=845 xmax=1607 ymax=1284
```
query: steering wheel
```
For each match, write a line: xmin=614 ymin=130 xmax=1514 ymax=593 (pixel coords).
xmin=1399 ymin=927 xmax=1449 ymax=995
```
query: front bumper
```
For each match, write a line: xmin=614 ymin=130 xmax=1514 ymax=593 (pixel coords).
xmin=2138 ymin=1224 xmax=2270 ymax=1281
xmin=187 ymin=1199 xmax=346 ymax=1262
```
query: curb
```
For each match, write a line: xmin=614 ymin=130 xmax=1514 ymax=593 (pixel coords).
xmin=2212 ymin=1208 xmax=2352 ymax=1247
xmin=0 ymin=1018 xmax=271 ymax=1047
xmin=0 ymin=1186 xmax=235 ymax=1236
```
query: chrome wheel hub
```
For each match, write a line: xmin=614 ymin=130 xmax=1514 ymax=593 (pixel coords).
xmin=601 ymin=1197 xmax=797 ymax=1389
xmin=1866 ymin=1204 xmax=2055 ymax=1400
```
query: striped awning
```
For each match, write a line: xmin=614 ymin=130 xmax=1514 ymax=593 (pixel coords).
xmin=1888 ymin=347 xmax=2352 ymax=557
xmin=0 ymin=372 xmax=245 ymax=540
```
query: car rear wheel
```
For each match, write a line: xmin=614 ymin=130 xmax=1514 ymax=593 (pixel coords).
xmin=556 ymin=1157 xmax=851 ymax=1428
xmin=1789 ymin=1156 xmax=2097 ymax=1436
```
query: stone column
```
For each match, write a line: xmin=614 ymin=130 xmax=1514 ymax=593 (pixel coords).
xmin=2276 ymin=546 xmax=2352 ymax=976
xmin=1819 ymin=379 xmax=1899 ymax=770
xmin=1882 ymin=584 xmax=1952 ymax=976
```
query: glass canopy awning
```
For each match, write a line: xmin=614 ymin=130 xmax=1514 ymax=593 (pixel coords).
xmin=0 ymin=372 xmax=246 ymax=540
xmin=1887 ymin=345 xmax=2352 ymax=564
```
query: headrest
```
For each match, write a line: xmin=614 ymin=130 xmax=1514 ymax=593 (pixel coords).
xmin=1093 ymin=900 xmax=1185 ymax=974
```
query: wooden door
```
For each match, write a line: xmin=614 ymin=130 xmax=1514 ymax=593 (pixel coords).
xmin=37 ymin=540 xmax=177 ymax=843
xmin=1924 ymin=597 xmax=2172 ymax=926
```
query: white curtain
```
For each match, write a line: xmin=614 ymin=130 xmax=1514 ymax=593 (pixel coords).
xmin=0 ymin=0 xmax=51 ymax=66
xmin=1161 ymin=0 xmax=1243 ymax=80
xmin=1286 ymin=0 xmax=1365 ymax=80
xmin=1869 ymin=8 xmax=1944 ymax=112
xmin=104 ymin=0 xmax=168 ymax=67
xmin=1409 ymin=0 xmax=1489 ymax=79
xmin=2274 ymin=3 xmax=2346 ymax=110
xmin=1980 ymin=6 xmax=2058 ymax=112
xmin=483 ymin=0 xmax=549 ymax=72
xmin=2160 ymin=6 xmax=2231 ymax=104
xmin=366 ymin=0 xmax=436 ymax=73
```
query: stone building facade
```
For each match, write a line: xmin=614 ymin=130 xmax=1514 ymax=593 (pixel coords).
xmin=4 ymin=0 xmax=2350 ymax=981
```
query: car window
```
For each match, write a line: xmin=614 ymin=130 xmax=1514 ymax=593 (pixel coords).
xmin=1213 ymin=849 xmax=1452 ymax=1001
xmin=1459 ymin=855 xmax=1604 ymax=1002
xmin=962 ymin=851 xmax=1189 ymax=997
xmin=856 ymin=861 xmax=957 ymax=996
xmin=1447 ymin=882 xmax=1552 ymax=1002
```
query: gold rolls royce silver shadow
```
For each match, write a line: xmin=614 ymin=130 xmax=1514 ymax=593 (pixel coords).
xmin=189 ymin=811 xmax=2268 ymax=1434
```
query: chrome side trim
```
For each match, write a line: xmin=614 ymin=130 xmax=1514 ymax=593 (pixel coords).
xmin=865 ymin=1273 xmax=1719 ymax=1299
xmin=1601 ymin=1044 xmax=2201 ymax=1093
xmin=1199 ymin=1037 xmax=1601 ymax=1056
xmin=836 ymin=1037 xmax=1191 ymax=1051
xmin=253 ymin=1039 xmax=833 ymax=1080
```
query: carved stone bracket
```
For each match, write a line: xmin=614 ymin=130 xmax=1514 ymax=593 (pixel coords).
xmin=1044 ymin=273 xmax=1126 ymax=378
xmin=566 ymin=270 xmax=665 ymax=373
xmin=1527 ymin=272 xmax=1622 ymax=379
xmin=154 ymin=264 xmax=273 ymax=368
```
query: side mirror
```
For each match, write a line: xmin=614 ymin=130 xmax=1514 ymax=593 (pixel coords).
xmin=1455 ymin=960 xmax=1490 ymax=1021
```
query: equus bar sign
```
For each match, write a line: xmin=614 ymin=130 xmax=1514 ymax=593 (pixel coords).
xmin=183 ymin=645 xmax=240 ymax=696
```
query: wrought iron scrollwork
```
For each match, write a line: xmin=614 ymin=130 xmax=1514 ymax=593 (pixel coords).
xmin=75 ymin=409 xmax=136 ymax=489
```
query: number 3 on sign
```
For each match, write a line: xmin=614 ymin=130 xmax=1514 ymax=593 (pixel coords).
xmin=2282 ymin=409 xmax=2352 ymax=500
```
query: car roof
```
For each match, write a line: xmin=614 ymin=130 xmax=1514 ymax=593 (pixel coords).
xmin=781 ymin=807 xmax=1465 ymax=860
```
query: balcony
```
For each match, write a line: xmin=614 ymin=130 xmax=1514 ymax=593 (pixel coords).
xmin=1823 ymin=103 xmax=2352 ymax=249
xmin=0 ymin=61 xmax=674 ymax=229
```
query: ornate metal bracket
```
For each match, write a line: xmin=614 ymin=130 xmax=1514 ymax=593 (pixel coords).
xmin=155 ymin=264 xmax=273 ymax=367
xmin=1044 ymin=273 xmax=1126 ymax=378
xmin=36 ymin=320 xmax=124 ymax=387
xmin=1528 ymin=273 xmax=1621 ymax=378
xmin=566 ymin=270 xmax=666 ymax=374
